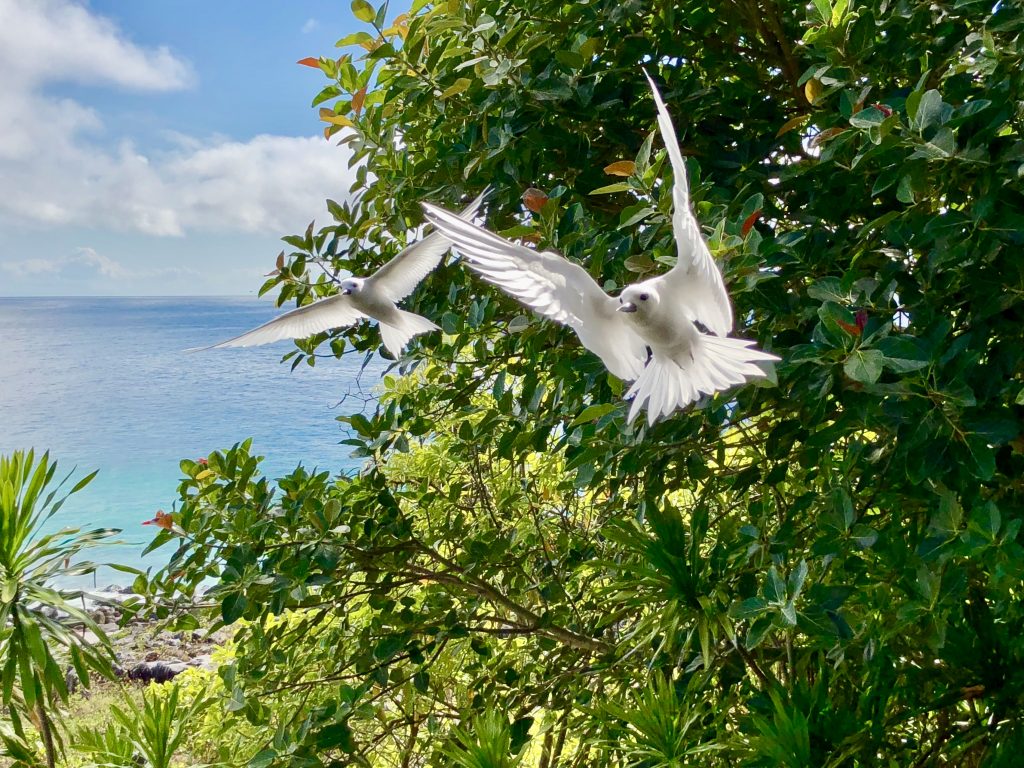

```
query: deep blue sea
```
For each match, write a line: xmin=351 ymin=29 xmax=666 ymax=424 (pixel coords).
xmin=0 ymin=297 xmax=385 ymax=586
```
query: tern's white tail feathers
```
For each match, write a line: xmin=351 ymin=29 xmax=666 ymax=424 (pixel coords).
xmin=626 ymin=335 xmax=778 ymax=426
xmin=379 ymin=310 xmax=439 ymax=359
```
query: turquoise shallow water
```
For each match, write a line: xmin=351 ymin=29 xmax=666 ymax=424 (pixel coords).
xmin=0 ymin=296 xmax=384 ymax=585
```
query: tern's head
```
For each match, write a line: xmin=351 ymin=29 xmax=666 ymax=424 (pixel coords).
xmin=618 ymin=284 xmax=659 ymax=315
xmin=340 ymin=277 xmax=364 ymax=296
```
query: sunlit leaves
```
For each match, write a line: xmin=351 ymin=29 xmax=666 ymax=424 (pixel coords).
xmin=132 ymin=0 xmax=1024 ymax=765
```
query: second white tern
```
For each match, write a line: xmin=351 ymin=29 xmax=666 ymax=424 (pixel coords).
xmin=200 ymin=190 xmax=487 ymax=359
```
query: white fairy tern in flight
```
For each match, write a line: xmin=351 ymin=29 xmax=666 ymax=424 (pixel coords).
xmin=201 ymin=190 xmax=487 ymax=359
xmin=422 ymin=71 xmax=778 ymax=426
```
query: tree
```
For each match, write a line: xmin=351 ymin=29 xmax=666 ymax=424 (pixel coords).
xmin=0 ymin=450 xmax=120 ymax=768
xmin=145 ymin=0 xmax=1024 ymax=764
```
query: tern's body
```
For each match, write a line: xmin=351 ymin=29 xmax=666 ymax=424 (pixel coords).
xmin=346 ymin=282 xmax=405 ymax=326
xmin=620 ymin=281 xmax=700 ymax=361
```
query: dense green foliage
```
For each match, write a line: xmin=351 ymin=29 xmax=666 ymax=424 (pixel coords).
xmin=0 ymin=451 xmax=120 ymax=767
xmin=139 ymin=0 xmax=1024 ymax=765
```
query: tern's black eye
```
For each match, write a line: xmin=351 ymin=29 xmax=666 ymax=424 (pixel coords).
xmin=639 ymin=293 xmax=649 ymax=301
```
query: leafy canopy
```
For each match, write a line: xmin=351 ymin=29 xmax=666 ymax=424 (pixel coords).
xmin=142 ymin=0 xmax=1024 ymax=765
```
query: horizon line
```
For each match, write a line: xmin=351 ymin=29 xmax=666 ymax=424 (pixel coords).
xmin=0 ymin=294 xmax=270 ymax=300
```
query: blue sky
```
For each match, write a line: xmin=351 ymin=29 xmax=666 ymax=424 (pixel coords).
xmin=0 ymin=1 xmax=368 ymax=296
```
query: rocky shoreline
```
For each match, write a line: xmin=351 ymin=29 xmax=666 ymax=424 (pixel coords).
xmin=68 ymin=585 xmax=230 ymax=689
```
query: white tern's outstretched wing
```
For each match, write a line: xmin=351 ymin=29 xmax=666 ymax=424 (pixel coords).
xmin=644 ymin=70 xmax=733 ymax=336
xmin=202 ymin=295 xmax=365 ymax=350
xmin=422 ymin=202 xmax=648 ymax=380
xmin=367 ymin=188 xmax=488 ymax=302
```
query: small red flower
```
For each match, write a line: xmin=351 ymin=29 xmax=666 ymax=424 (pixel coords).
xmin=855 ymin=308 xmax=868 ymax=330
xmin=142 ymin=510 xmax=175 ymax=531
xmin=197 ymin=457 xmax=208 ymax=466
xmin=872 ymin=103 xmax=893 ymax=117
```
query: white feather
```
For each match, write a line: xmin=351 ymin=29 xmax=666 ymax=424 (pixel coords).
xmin=422 ymin=202 xmax=649 ymax=381
xmin=626 ymin=333 xmax=777 ymax=426
xmin=643 ymin=70 xmax=734 ymax=337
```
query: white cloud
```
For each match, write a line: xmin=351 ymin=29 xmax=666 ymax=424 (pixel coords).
xmin=74 ymin=247 xmax=128 ymax=278
xmin=1 ymin=131 xmax=354 ymax=238
xmin=1 ymin=246 xmax=201 ymax=284
xmin=0 ymin=0 xmax=193 ymax=91
xmin=0 ymin=0 xmax=357 ymax=240
xmin=302 ymin=18 xmax=319 ymax=33
xmin=2 ymin=247 xmax=127 ymax=279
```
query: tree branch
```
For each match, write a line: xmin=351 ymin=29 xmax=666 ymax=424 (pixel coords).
xmin=408 ymin=546 xmax=611 ymax=654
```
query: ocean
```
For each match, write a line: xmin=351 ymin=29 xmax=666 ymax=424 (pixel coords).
xmin=0 ymin=296 xmax=385 ymax=586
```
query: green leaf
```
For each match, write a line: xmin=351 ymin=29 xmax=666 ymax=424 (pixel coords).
xmin=906 ymin=89 xmax=922 ymax=122
xmin=844 ymin=349 xmax=884 ymax=383
xmin=373 ymin=634 xmax=406 ymax=660
xmin=554 ymin=50 xmax=584 ymax=69
xmin=351 ymin=0 xmax=375 ymax=23
xmin=619 ymin=205 xmax=656 ymax=229
xmin=913 ymin=89 xmax=944 ymax=130
xmin=807 ymin=277 xmax=848 ymax=303
xmin=336 ymin=31 xmax=375 ymax=47
xmin=896 ymin=174 xmax=916 ymax=204
xmin=413 ymin=670 xmax=430 ymax=693
xmin=875 ymin=335 xmax=930 ymax=372
xmin=316 ymin=722 xmax=355 ymax=752
xmin=571 ymin=403 xmax=617 ymax=426
xmin=812 ymin=0 xmax=832 ymax=24
xmin=817 ymin=301 xmax=858 ymax=340
xmin=249 ymin=750 xmax=278 ymax=768
xmin=589 ymin=182 xmax=631 ymax=195
xmin=952 ymin=99 xmax=991 ymax=120
xmin=509 ymin=715 xmax=534 ymax=753
xmin=788 ymin=560 xmax=808 ymax=601
xmin=831 ymin=0 xmax=849 ymax=25
xmin=963 ymin=435 xmax=996 ymax=480
xmin=765 ymin=566 xmax=786 ymax=603
xmin=851 ymin=524 xmax=878 ymax=549
xmin=730 ymin=597 xmax=768 ymax=620
xmin=221 ymin=592 xmax=248 ymax=624
xmin=441 ymin=78 xmax=472 ymax=99
xmin=746 ymin=616 xmax=773 ymax=650
xmin=507 ymin=315 xmax=530 ymax=333
xmin=849 ymin=107 xmax=884 ymax=128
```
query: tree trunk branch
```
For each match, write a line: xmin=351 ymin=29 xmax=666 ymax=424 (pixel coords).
xmin=409 ymin=548 xmax=611 ymax=654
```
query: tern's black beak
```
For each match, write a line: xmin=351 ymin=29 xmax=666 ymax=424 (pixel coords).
xmin=341 ymin=288 xmax=351 ymax=296
xmin=618 ymin=302 xmax=637 ymax=313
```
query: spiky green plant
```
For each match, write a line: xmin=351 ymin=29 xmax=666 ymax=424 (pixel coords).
xmin=69 ymin=722 xmax=138 ymax=768
xmin=604 ymin=676 xmax=724 ymax=767
xmin=441 ymin=711 xmax=523 ymax=768
xmin=73 ymin=683 xmax=214 ymax=768
xmin=0 ymin=449 xmax=120 ymax=767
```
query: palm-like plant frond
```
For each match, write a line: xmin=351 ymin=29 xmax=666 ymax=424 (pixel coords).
xmin=0 ymin=450 xmax=124 ymax=766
